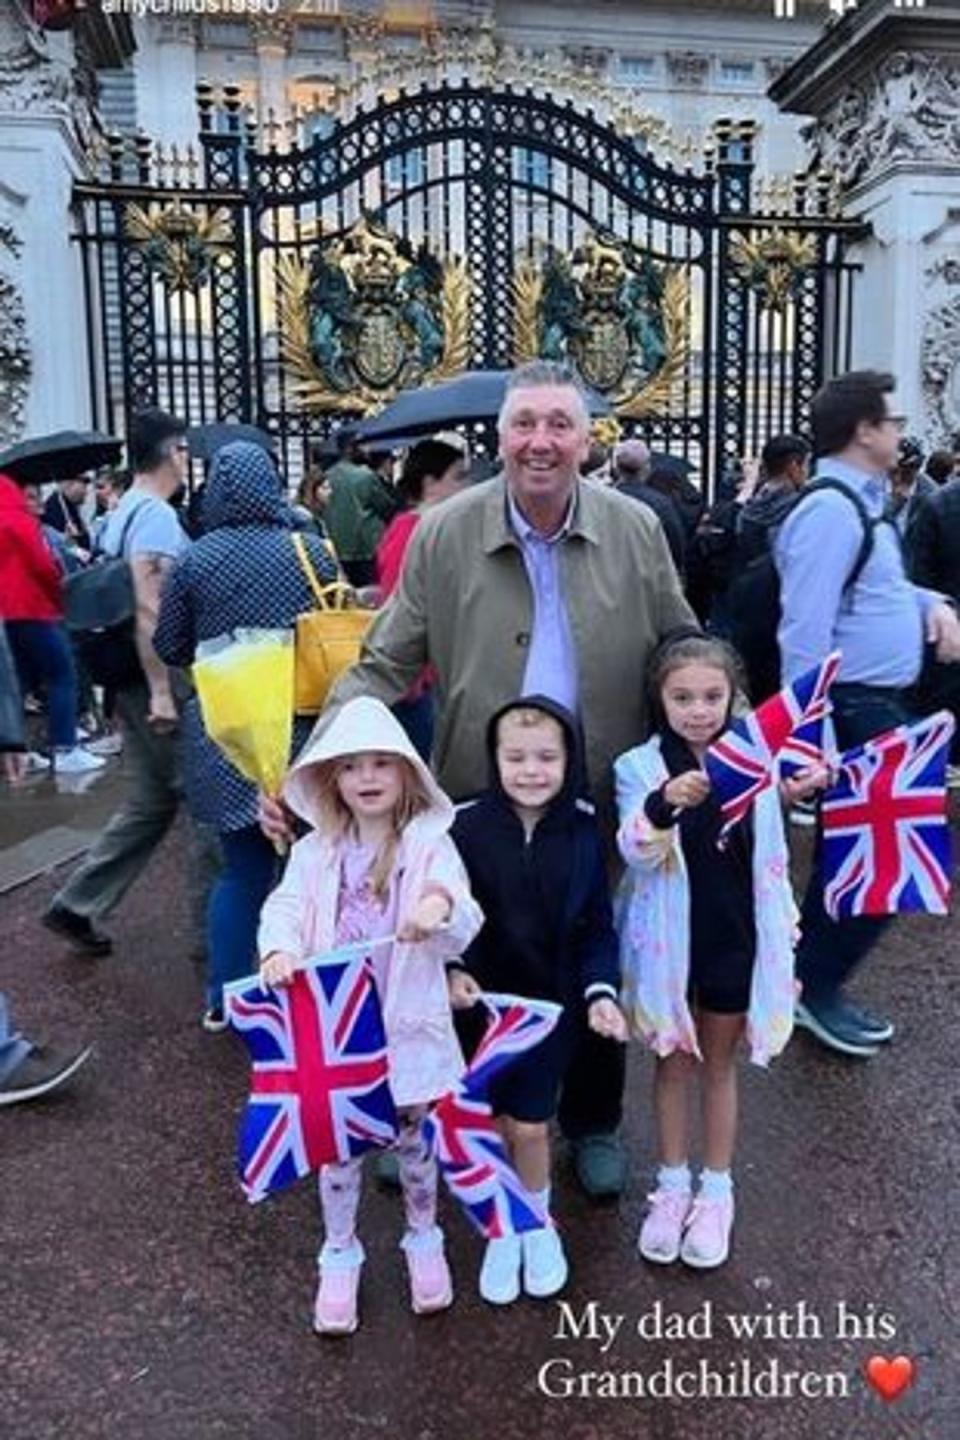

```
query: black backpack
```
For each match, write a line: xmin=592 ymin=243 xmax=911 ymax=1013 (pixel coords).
xmin=726 ymin=479 xmax=878 ymax=704
xmin=62 ymin=500 xmax=152 ymax=690
xmin=685 ymin=496 xmax=742 ymax=622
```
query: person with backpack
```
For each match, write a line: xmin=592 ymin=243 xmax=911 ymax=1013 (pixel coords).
xmin=736 ymin=435 xmax=811 ymax=563
xmin=43 ymin=409 xmax=198 ymax=957
xmin=726 ymin=436 xmax=813 ymax=703
xmin=774 ymin=370 xmax=960 ymax=1058
xmin=685 ymin=464 xmax=750 ymax=631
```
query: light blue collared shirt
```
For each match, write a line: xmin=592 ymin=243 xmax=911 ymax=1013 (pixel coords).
xmin=774 ymin=458 xmax=940 ymax=686
xmin=507 ymin=492 xmax=579 ymax=715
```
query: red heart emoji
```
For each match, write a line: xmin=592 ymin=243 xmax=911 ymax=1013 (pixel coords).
xmin=864 ymin=1355 xmax=916 ymax=1402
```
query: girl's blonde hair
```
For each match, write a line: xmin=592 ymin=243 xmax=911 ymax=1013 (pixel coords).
xmin=496 ymin=705 xmax=565 ymax=736
xmin=309 ymin=752 xmax=431 ymax=899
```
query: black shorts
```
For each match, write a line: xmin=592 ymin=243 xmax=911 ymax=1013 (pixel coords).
xmin=687 ymin=950 xmax=755 ymax=1016
xmin=454 ymin=1003 xmax=575 ymax=1124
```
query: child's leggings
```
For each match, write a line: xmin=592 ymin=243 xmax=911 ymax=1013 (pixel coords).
xmin=320 ymin=1107 xmax=436 ymax=1249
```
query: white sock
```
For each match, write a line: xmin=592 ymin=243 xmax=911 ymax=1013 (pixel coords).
xmin=699 ymin=1168 xmax=733 ymax=1200
xmin=657 ymin=1162 xmax=692 ymax=1194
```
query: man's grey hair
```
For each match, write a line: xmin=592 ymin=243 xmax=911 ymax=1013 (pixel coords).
xmin=497 ymin=360 xmax=591 ymax=432
xmin=613 ymin=440 xmax=651 ymax=483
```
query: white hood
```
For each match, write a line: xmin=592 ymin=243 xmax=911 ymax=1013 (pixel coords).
xmin=283 ymin=696 xmax=453 ymax=835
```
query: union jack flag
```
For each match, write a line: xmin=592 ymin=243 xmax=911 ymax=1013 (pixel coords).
xmin=822 ymin=709 xmax=955 ymax=919
xmin=704 ymin=651 xmax=840 ymax=841
xmin=226 ymin=944 xmax=399 ymax=1204
xmin=422 ymin=994 xmax=561 ymax=1239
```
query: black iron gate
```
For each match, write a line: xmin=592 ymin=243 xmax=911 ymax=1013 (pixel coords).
xmin=75 ymin=80 xmax=863 ymax=495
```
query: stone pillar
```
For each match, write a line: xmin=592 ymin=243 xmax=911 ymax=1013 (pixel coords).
xmin=134 ymin=17 xmax=197 ymax=149
xmin=251 ymin=15 xmax=294 ymax=150
xmin=771 ymin=0 xmax=960 ymax=445
xmin=0 ymin=7 xmax=93 ymax=443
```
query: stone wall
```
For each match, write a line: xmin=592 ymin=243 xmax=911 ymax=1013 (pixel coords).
xmin=0 ymin=4 xmax=95 ymax=444
xmin=773 ymin=2 xmax=960 ymax=445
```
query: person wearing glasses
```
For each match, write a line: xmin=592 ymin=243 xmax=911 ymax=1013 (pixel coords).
xmin=774 ymin=371 xmax=960 ymax=1058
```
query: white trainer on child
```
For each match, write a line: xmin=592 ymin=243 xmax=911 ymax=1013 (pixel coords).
xmin=478 ymin=1234 xmax=522 ymax=1305
xmin=313 ymin=1239 xmax=364 ymax=1335
xmin=521 ymin=1225 xmax=568 ymax=1298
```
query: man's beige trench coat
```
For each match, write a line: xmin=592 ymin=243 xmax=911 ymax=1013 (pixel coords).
xmin=324 ymin=474 xmax=696 ymax=836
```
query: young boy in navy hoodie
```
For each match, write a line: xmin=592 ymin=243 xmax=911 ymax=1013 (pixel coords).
xmin=449 ymin=696 xmax=627 ymax=1307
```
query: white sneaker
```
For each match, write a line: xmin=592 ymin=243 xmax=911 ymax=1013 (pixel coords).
xmin=85 ymin=732 xmax=123 ymax=757
xmin=53 ymin=746 xmax=107 ymax=774
xmin=479 ymin=1235 xmax=522 ymax=1305
xmin=522 ymin=1226 xmax=569 ymax=1298
xmin=25 ymin=751 xmax=52 ymax=773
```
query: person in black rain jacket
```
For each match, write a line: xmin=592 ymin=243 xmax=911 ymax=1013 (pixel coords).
xmin=449 ymin=695 xmax=627 ymax=1307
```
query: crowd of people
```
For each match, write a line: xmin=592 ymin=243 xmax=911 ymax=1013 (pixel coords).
xmin=3 ymin=361 xmax=960 ymax=1335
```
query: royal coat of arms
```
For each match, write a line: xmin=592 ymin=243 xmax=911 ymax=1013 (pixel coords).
xmin=124 ymin=200 xmax=234 ymax=292
xmin=279 ymin=215 xmax=470 ymax=414
xmin=513 ymin=231 xmax=688 ymax=418
xmin=729 ymin=229 xmax=819 ymax=314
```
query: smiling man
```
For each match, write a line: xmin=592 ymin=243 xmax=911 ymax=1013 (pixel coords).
xmin=271 ymin=360 xmax=695 ymax=1196
xmin=324 ymin=361 xmax=694 ymax=829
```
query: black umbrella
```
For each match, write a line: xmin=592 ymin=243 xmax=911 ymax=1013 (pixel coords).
xmin=357 ymin=369 xmax=609 ymax=444
xmin=187 ymin=422 xmax=275 ymax=461
xmin=0 ymin=429 xmax=122 ymax=483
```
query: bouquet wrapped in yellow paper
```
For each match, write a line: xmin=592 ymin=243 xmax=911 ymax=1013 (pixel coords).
xmin=193 ymin=628 xmax=294 ymax=801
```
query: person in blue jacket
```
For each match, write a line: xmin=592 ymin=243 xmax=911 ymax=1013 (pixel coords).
xmin=449 ymin=695 xmax=627 ymax=1308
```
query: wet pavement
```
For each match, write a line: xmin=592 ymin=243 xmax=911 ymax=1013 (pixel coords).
xmin=0 ymin=762 xmax=125 ymax=893
xmin=1 ymin=782 xmax=958 ymax=1440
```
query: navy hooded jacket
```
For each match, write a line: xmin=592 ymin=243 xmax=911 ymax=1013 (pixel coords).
xmin=154 ymin=440 xmax=337 ymax=829
xmin=451 ymin=696 xmax=620 ymax=1008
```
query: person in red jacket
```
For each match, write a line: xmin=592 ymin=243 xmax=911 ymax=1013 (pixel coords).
xmin=0 ymin=472 xmax=104 ymax=774
xmin=375 ymin=439 xmax=466 ymax=760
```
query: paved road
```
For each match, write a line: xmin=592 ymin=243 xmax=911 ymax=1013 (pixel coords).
xmin=2 ymin=798 xmax=957 ymax=1440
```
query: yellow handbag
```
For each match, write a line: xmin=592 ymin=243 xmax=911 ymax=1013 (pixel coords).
xmin=291 ymin=532 xmax=376 ymax=715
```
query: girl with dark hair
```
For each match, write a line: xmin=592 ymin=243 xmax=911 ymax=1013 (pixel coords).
xmin=375 ymin=439 xmax=466 ymax=595
xmin=615 ymin=634 xmax=825 ymax=1270
xmin=290 ymin=467 xmax=331 ymax=539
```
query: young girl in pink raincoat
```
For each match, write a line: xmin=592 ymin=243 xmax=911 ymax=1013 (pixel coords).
xmin=615 ymin=635 xmax=826 ymax=1272
xmin=258 ymin=696 xmax=483 ymax=1335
